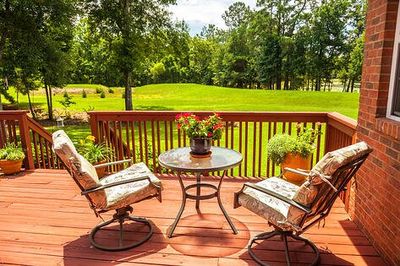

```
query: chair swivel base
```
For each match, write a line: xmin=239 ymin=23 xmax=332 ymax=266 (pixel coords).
xmin=89 ymin=206 xmax=153 ymax=251
xmin=248 ymin=230 xmax=320 ymax=266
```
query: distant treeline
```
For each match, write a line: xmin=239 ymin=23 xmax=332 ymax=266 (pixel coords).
xmin=0 ymin=0 xmax=365 ymax=113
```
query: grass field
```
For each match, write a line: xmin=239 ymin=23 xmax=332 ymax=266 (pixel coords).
xmin=4 ymin=83 xmax=359 ymax=177
xmin=6 ymin=83 xmax=360 ymax=118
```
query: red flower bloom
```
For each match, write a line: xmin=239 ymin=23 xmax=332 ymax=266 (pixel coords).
xmin=207 ymin=132 xmax=213 ymax=137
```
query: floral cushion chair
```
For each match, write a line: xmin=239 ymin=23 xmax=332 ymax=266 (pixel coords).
xmin=52 ymin=130 xmax=162 ymax=251
xmin=234 ymin=142 xmax=372 ymax=265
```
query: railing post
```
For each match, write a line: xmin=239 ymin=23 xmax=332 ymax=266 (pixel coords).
xmin=89 ymin=112 xmax=99 ymax=143
xmin=18 ymin=113 xmax=35 ymax=170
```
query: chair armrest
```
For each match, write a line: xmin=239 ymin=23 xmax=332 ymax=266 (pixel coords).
xmin=81 ymin=175 xmax=153 ymax=195
xmin=283 ymin=167 xmax=310 ymax=177
xmin=93 ymin=158 xmax=132 ymax=168
xmin=242 ymin=183 xmax=311 ymax=214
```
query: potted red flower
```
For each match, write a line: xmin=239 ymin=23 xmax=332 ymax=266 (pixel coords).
xmin=176 ymin=113 xmax=223 ymax=156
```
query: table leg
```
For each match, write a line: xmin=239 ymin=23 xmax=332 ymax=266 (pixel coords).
xmin=168 ymin=171 xmax=186 ymax=238
xmin=217 ymin=170 xmax=238 ymax=234
xmin=195 ymin=172 xmax=201 ymax=210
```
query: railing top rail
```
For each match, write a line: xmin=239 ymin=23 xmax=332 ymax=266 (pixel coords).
xmin=89 ymin=111 xmax=330 ymax=123
xmin=0 ymin=110 xmax=29 ymax=115
xmin=327 ymin=112 xmax=357 ymax=130
xmin=26 ymin=117 xmax=53 ymax=142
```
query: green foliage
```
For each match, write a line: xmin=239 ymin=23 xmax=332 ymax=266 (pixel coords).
xmin=78 ymin=136 xmax=112 ymax=164
xmin=59 ymin=91 xmax=76 ymax=108
xmin=108 ymin=88 xmax=114 ymax=93
xmin=95 ymin=88 xmax=103 ymax=94
xmin=0 ymin=143 xmax=25 ymax=161
xmin=176 ymin=113 xmax=223 ymax=140
xmin=267 ymin=124 xmax=321 ymax=165
xmin=82 ymin=89 xmax=87 ymax=98
xmin=100 ymin=91 xmax=105 ymax=98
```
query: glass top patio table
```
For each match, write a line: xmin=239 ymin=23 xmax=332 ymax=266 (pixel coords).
xmin=158 ymin=146 xmax=243 ymax=238
xmin=158 ymin=146 xmax=242 ymax=172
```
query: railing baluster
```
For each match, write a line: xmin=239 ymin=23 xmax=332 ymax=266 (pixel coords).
xmin=244 ymin=121 xmax=248 ymax=177
xmin=138 ymin=121 xmax=144 ymax=162
xmin=238 ymin=121 xmax=243 ymax=177
xmin=258 ymin=121 xmax=263 ymax=177
xmin=125 ymin=121 xmax=131 ymax=158
xmin=131 ymin=121 xmax=136 ymax=164
xmin=143 ymin=121 xmax=149 ymax=167
xmin=252 ymin=122 xmax=257 ymax=177
xmin=151 ymin=120 xmax=157 ymax=172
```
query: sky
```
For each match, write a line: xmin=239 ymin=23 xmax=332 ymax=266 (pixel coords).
xmin=168 ymin=0 xmax=257 ymax=35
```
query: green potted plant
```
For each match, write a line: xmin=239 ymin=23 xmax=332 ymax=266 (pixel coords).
xmin=267 ymin=124 xmax=321 ymax=185
xmin=176 ymin=113 xmax=223 ymax=157
xmin=0 ymin=143 xmax=25 ymax=175
xmin=79 ymin=135 xmax=112 ymax=177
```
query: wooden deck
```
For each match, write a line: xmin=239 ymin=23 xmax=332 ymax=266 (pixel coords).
xmin=0 ymin=170 xmax=384 ymax=266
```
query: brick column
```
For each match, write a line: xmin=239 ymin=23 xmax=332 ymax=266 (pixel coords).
xmin=354 ymin=0 xmax=400 ymax=265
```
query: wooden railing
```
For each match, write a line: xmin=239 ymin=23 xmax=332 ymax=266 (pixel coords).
xmin=89 ymin=111 xmax=357 ymax=179
xmin=0 ymin=110 xmax=62 ymax=170
xmin=1 ymin=110 xmax=357 ymax=209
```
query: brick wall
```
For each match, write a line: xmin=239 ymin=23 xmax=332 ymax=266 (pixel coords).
xmin=352 ymin=0 xmax=400 ymax=265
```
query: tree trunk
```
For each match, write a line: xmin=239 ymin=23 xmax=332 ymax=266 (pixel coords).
xmin=0 ymin=91 xmax=2 ymax=111
xmin=284 ymin=74 xmax=289 ymax=90
xmin=350 ymin=78 xmax=355 ymax=93
xmin=346 ymin=78 xmax=351 ymax=92
xmin=315 ymin=76 xmax=321 ymax=91
xmin=342 ymin=78 xmax=347 ymax=92
xmin=27 ymin=91 xmax=36 ymax=119
xmin=124 ymin=71 xmax=133 ymax=110
xmin=44 ymin=84 xmax=53 ymax=120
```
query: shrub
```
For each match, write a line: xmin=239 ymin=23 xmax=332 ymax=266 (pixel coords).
xmin=82 ymin=89 xmax=87 ymax=98
xmin=0 ymin=143 xmax=25 ymax=161
xmin=95 ymin=88 xmax=103 ymax=94
xmin=108 ymin=88 xmax=114 ymax=93
xmin=267 ymin=124 xmax=321 ymax=165
xmin=78 ymin=136 xmax=112 ymax=164
xmin=100 ymin=91 xmax=106 ymax=98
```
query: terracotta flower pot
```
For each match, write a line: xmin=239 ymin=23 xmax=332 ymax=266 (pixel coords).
xmin=281 ymin=153 xmax=312 ymax=185
xmin=0 ymin=159 xmax=23 ymax=175
xmin=94 ymin=160 xmax=107 ymax=178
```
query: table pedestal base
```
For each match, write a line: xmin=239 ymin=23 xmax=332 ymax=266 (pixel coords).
xmin=168 ymin=170 xmax=238 ymax=238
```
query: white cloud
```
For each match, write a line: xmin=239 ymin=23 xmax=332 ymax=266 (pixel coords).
xmin=168 ymin=0 xmax=257 ymax=35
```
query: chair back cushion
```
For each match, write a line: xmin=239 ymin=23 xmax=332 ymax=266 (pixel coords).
xmin=293 ymin=141 xmax=372 ymax=208
xmin=52 ymin=130 xmax=106 ymax=207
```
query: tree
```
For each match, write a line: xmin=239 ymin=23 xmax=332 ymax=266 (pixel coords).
xmin=0 ymin=0 xmax=76 ymax=115
xmin=307 ymin=0 xmax=349 ymax=91
xmin=86 ymin=0 xmax=175 ymax=110
xmin=222 ymin=2 xmax=251 ymax=29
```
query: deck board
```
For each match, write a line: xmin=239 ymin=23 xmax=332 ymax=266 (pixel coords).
xmin=0 ymin=170 xmax=385 ymax=266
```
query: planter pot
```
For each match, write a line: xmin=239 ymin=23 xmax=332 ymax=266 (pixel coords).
xmin=281 ymin=153 xmax=312 ymax=185
xmin=94 ymin=160 xmax=107 ymax=178
xmin=0 ymin=159 xmax=23 ymax=175
xmin=190 ymin=137 xmax=212 ymax=155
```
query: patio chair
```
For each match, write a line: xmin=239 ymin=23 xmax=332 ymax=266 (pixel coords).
xmin=52 ymin=130 xmax=162 ymax=251
xmin=234 ymin=141 xmax=372 ymax=265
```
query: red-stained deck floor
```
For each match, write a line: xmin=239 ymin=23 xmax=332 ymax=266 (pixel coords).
xmin=0 ymin=169 xmax=384 ymax=265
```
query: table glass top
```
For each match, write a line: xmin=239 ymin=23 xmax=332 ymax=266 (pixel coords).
xmin=158 ymin=147 xmax=243 ymax=172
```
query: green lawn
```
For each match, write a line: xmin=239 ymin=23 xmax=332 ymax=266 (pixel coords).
xmin=7 ymin=83 xmax=359 ymax=118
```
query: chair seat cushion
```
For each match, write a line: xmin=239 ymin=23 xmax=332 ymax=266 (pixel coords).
xmin=238 ymin=177 xmax=305 ymax=231
xmin=99 ymin=162 xmax=162 ymax=210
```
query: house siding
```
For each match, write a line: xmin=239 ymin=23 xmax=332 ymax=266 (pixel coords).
xmin=353 ymin=0 xmax=400 ymax=265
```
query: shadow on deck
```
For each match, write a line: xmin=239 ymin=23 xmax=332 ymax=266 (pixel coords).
xmin=0 ymin=170 xmax=384 ymax=265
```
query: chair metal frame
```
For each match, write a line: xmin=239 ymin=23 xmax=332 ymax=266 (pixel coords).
xmin=61 ymin=157 xmax=162 ymax=251
xmin=234 ymin=152 xmax=371 ymax=265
